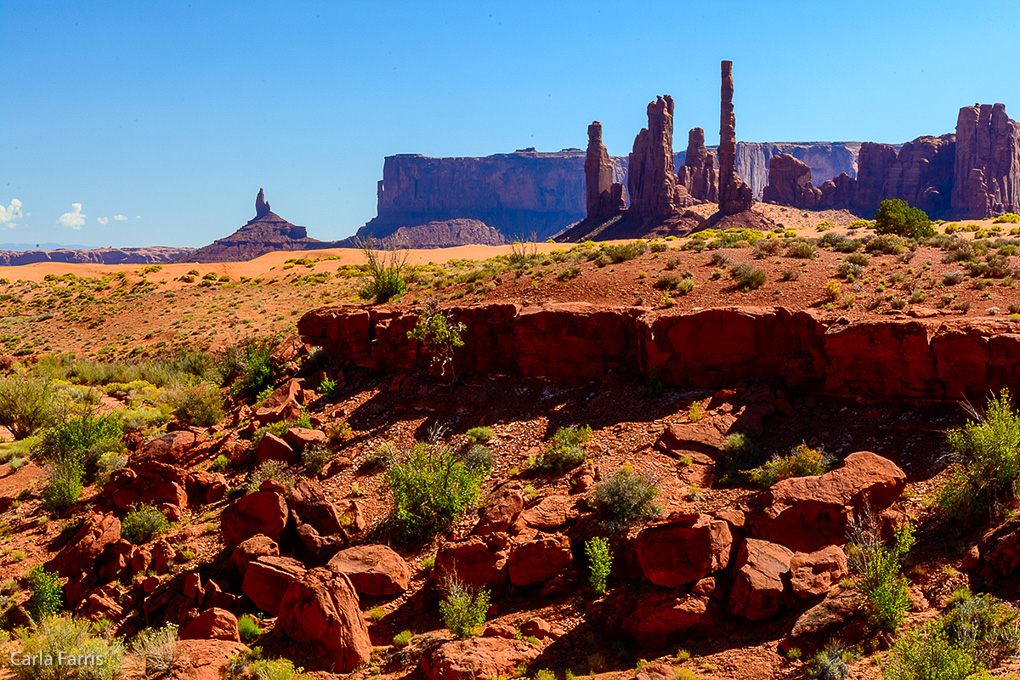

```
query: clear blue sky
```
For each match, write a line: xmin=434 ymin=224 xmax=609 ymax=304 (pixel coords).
xmin=2 ymin=0 xmax=1017 ymax=247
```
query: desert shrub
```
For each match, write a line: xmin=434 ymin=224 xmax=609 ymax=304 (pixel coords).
xmin=536 ymin=424 xmax=592 ymax=470
xmin=95 ymin=451 xmax=127 ymax=484
xmin=592 ymin=463 xmax=659 ymax=529
xmin=393 ymin=630 xmax=413 ymax=647
xmin=710 ymin=251 xmax=732 ymax=267
xmin=865 ymin=234 xmax=906 ymax=255
xmin=316 ymin=375 xmax=342 ymax=401
xmin=881 ymin=624 xmax=976 ymax=680
xmin=994 ymin=213 xmax=1020 ymax=223
xmin=465 ymin=426 xmax=493 ymax=444
xmin=237 ymin=613 xmax=262 ymax=643
xmin=438 ymin=577 xmax=490 ymax=638
xmin=848 ymin=513 xmax=914 ymax=633
xmin=10 ymin=614 xmax=125 ymax=680
xmin=246 ymin=460 xmax=294 ymax=494
xmin=748 ymin=443 xmax=826 ymax=489
xmin=26 ymin=565 xmax=63 ymax=620
xmin=117 ymin=405 xmax=169 ymax=432
xmin=358 ymin=236 xmax=408 ymax=303
xmin=716 ymin=432 xmax=759 ymax=482
xmin=752 ymin=238 xmax=783 ymax=258
xmin=228 ymin=338 xmax=280 ymax=399
xmin=131 ymin=623 xmax=180 ymax=676
xmin=824 ymin=280 xmax=841 ymax=301
xmin=407 ymin=297 xmax=465 ymax=379
xmin=787 ymin=240 xmax=817 ymax=259
xmin=168 ymin=382 xmax=223 ymax=427
xmin=0 ymin=375 xmax=57 ymax=439
xmin=40 ymin=461 xmax=84 ymax=513
xmin=665 ymin=255 xmax=683 ymax=269
xmin=875 ymin=199 xmax=935 ymax=239
xmin=209 ymin=454 xmax=230 ymax=472
xmin=602 ymin=241 xmax=648 ymax=263
xmin=121 ymin=503 xmax=170 ymax=544
xmin=37 ymin=409 xmax=123 ymax=471
xmin=385 ymin=443 xmax=485 ymax=539
xmin=559 ymin=264 xmax=582 ymax=281
xmin=585 ymin=536 xmax=612 ymax=595
xmin=301 ymin=442 xmax=334 ymax=475
xmin=731 ymin=263 xmax=766 ymax=290
xmin=939 ymin=589 xmax=1020 ymax=666
xmin=937 ymin=390 xmax=1020 ymax=523
xmin=849 ymin=219 xmax=872 ymax=230
xmin=943 ymin=271 xmax=965 ymax=286
xmin=808 ymin=641 xmax=854 ymax=680
xmin=462 ymin=444 xmax=493 ymax=472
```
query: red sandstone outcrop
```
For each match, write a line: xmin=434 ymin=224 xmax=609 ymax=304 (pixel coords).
xmin=952 ymin=103 xmax=1020 ymax=218
xmin=0 ymin=246 xmax=194 ymax=266
xmin=381 ymin=219 xmax=506 ymax=248
xmin=422 ymin=637 xmax=539 ymax=680
xmin=629 ymin=96 xmax=688 ymax=219
xmin=327 ymin=545 xmax=411 ymax=596
xmin=676 ymin=127 xmax=719 ymax=203
xmin=718 ymin=61 xmax=753 ymax=215
xmin=221 ymin=491 xmax=289 ymax=547
xmin=635 ymin=513 xmax=734 ymax=587
xmin=585 ymin=121 xmax=627 ymax=220
xmin=762 ymin=154 xmax=822 ymax=207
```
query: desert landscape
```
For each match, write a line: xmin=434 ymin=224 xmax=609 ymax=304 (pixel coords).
xmin=4 ymin=2 xmax=1020 ymax=679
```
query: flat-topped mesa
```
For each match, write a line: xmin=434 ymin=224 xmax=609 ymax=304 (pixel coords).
xmin=677 ymin=127 xmax=719 ymax=202
xmin=952 ymin=103 xmax=1020 ymax=218
xmin=255 ymin=188 xmax=272 ymax=218
xmin=628 ymin=95 xmax=690 ymax=218
xmin=717 ymin=61 xmax=753 ymax=215
xmin=584 ymin=121 xmax=627 ymax=220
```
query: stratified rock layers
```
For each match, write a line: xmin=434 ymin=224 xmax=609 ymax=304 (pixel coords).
xmin=952 ymin=103 xmax=1020 ymax=218
xmin=585 ymin=122 xmax=627 ymax=220
xmin=629 ymin=96 xmax=685 ymax=219
xmin=717 ymin=61 xmax=753 ymax=215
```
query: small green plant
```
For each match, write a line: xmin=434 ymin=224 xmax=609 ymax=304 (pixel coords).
xmin=393 ymin=630 xmax=413 ymax=647
xmin=438 ymin=577 xmax=490 ymax=638
xmin=121 ymin=503 xmax=170 ymax=544
xmin=367 ymin=606 xmax=386 ymax=621
xmin=209 ymin=454 xmax=231 ymax=472
xmin=407 ymin=296 xmax=466 ymax=379
xmin=301 ymin=442 xmax=334 ymax=475
xmin=848 ymin=512 xmax=914 ymax=633
xmin=238 ymin=613 xmax=262 ymax=643
xmin=688 ymin=400 xmax=702 ymax=422
xmin=246 ymin=459 xmax=293 ymax=494
xmin=40 ymin=461 xmax=83 ymax=513
xmin=465 ymin=426 xmax=494 ymax=444
xmin=26 ymin=565 xmax=63 ymax=620
xmin=131 ymin=623 xmax=180 ymax=676
xmin=226 ymin=337 xmax=280 ymax=399
xmin=732 ymin=263 xmax=767 ymax=290
xmin=0 ymin=375 xmax=56 ymax=439
xmin=357 ymin=236 xmax=409 ymax=303
xmin=385 ymin=443 xmax=485 ymax=539
xmin=748 ymin=443 xmax=826 ymax=489
xmin=462 ymin=444 xmax=494 ymax=472
xmin=881 ymin=624 xmax=976 ymax=680
xmin=807 ymin=642 xmax=854 ymax=680
xmin=168 ymin=382 xmax=223 ymax=427
xmin=248 ymin=657 xmax=306 ymax=680
xmin=585 ymin=536 xmax=612 ymax=595
xmin=10 ymin=614 xmax=125 ymax=680
xmin=591 ymin=463 xmax=659 ymax=529
xmin=536 ymin=424 xmax=592 ymax=470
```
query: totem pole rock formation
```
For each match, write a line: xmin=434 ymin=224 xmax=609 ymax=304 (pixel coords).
xmin=717 ymin=61 xmax=753 ymax=215
xmin=952 ymin=103 xmax=1020 ymax=219
xmin=256 ymin=188 xmax=272 ymax=218
xmin=677 ymin=127 xmax=719 ymax=203
xmin=584 ymin=122 xmax=627 ymax=220
xmin=628 ymin=96 xmax=685 ymax=218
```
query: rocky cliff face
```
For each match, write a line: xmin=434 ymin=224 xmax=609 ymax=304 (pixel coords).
xmin=732 ymin=143 xmax=860 ymax=199
xmin=0 ymin=246 xmax=194 ymax=266
xmin=717 ymin=61 xmax=753 ymax=216
xmin=952 ymin=103 xmax=1020 ymax=218
xmin=585 ymin=122 xmax=627 ymax=220
xmin=629 ymin=96 xmax=690 ymax=218
xmin=676 ymin=128 xmax=719 ymax=203
xmin=381 ymin=219 xmax=505 ymax=249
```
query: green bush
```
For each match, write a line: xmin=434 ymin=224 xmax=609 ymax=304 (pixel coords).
xmin=237 ymin=613 xmax=262 ymax=643
xmin=940 ymin=589 xmax=1020 ymax=665
xmin=385 ymin=443 xmax=485 ymax=539
xmin=246 ymin=460 xmax=294 ymax=494
xmin=875 ymin=199 xmax=935 ymax=239
xmin=602 ymin=241 xmax=648 ymax=263
xmin=228 ymin=338 xmax=280 ymax=399
xmin=993 ymin=213 xmax=1020 ymax=223
xmin=316 ymin=375 xmax=342 ymax=400
xmin=536 ymin=425 xmax=592 ymax=470
xmin=786 ymin=240 xmax=817 ymax=259
xmin=462 ymin=444 xmax=493 ymax=472
xmin=0 ymin=375 xmax=57 ymax=439
xmin=37 ymin=409 xmax=123 ymax=471
xmin=392 ymin=630 xmax=413 ymax=647
xmin=438 ymin=578 xmax=490 ymax=638
xmin=748 ymin=443 xmax=826 ymax=489
xmin=938 ymin=390 xmax=1020 ymax=522
xmin=881 ymin=624 xmax=976 ymax=680
xmin=26 ymin=565 xmax=63 ymax=620
xmin=465 ymin=426 xmax=493 ymax=444
xmin=358 ymin=237 xmax=408 ymax=303
xmin=10 ymin=614 xmax=125 ymax=680
xmin=40 ymin=461 xmax=84 ymax=513
xmin=716 ymin=432 xmax=760 ymax=482
xmin=585 ymin=536 xmax=612 ymax=595
xmin=808 ymin=641 xmax=854 ymax=680
xmin=301 ymin=443 xmax=334 ymax=475
xmin=591 ymin=464 xmax=659 ymax=529
xmin=731 ymin=263 xmax=766 ymax=290
xmin=168 ymin=382 xmax=223 ymax=427
xmin=121 ymin=503 xmax=170 ymax=544
xmin=406 ymin=297 xmax=465 ymax=378
xmin=249 ymin=658 xmax=306 ymax=679
xmin=848 ymin=516 xmax=914 ymax=633
xmin=130 ymin=623 xmax=180 ymax=676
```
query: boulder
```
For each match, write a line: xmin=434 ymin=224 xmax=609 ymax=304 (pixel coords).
xmin=748 ymin=451 xmax=907 ymax=552
xmin=277 ymin=567 xmax=372 ymax=672
xmin=241 ymin=556 xmax=306 ymax=616
xmin=135 ymin=429 xmax=207 ymax=467
xmin=255 ymin=433 xmax=296 ymax=464
xmin=180 ymin=608 xmax=240 ymax=642
xmin=635 ymin=663 xmax=678 ymax=680
xmin=729 ymin=539 xmax=794 ymax=621
xmin=621 ymin=593 xmax=722 ymax=648
xmin=285 ymin=427 xmax=327 ymax=450
xmin=221 ymin=491 xmax=288 ymax=547
xmin=790 ymin=546 xmax=848 ymax=599
xmin=230 ymin=534 xmax=279 ymax=577
xmin=659 ymin=417 xmax=735 ymax=455
xmin=474 ymin=486 xmax=524 ymax=535
xmin=46 ymin=513 xmax=121 ymax=578
xmin=507 ymin=534 xmax=572 ymax=587
xmin=422 ymin=637 xmax=539 ymax=680
xmin=520 ymin=495 xmax=579 ymax=529
xmin=327 ymin=545 xmax=411 ymax=597
xmin=288 ymin=477 xmax=343 ymax=535
xmin=185 ymin=470 xmax=228 ymax=505
xmin=171 ymin=639 xmax=250 ymax=680
xmin=635 ymin=513 xmax=734 ymax=587
xmin=105 ymin=463 xmax=188 ymax=512
xmin=253 ymin=379 xmax=304 ymax=425
xmin=435 ymin=535 xmax=510 ymax=589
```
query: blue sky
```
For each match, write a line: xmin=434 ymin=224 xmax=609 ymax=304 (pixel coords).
xmin=2 ymin=0 xmax=1017 ymax=247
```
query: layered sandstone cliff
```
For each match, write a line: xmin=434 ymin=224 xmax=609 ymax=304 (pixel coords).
xmin=0 ymin=246 xmax=194 ymax=267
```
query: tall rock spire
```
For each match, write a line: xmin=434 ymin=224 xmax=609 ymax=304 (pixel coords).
xmin=584 ymin=122 xmax=626 ymax=219
xmin=628 ymin=96 xmax=682 ymax=218
xmin=256 ymin=188 xmax=272 ymax=218
xmin=717 ymin=61 xmax=752 ymax=215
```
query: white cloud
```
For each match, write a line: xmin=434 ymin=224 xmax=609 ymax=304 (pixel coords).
xmin=57 ymin=203 xmax=85 ymax=229
xmin=135 ymin=215 xmax=141 ymax=219
xmin=0 ymin=199 xmax=23 ymax=228
xmin=113 ymin=214 xmax=127 ymax=221
xmin=97 ymin=216 xmax=109 ymax=225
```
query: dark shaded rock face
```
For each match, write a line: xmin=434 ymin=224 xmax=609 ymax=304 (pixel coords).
xmin=676 ymin=128 xmax=718 ymax=203
xmin=718 ymin=61 xmax=753 ymax=215
xmin=730 ymin=143 xmax=860 ymax=200
xmin=952 ymin=103 xmax=1020 ymax=218
xmin=184 ymin=190 xmax=330 ymax=263
xmin=628 ymin=96 xmax=687 ymax=218
xmin=383 ymin=219 xmax=506 ymax=249
xmin=585 ymin=121 xmax=627 ymax=220
xmin=762 ymin=154 xmax=820 ymax=207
